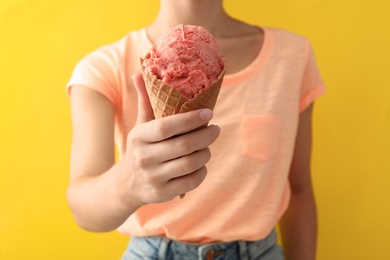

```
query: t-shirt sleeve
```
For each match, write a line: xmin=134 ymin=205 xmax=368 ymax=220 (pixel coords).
xmin=66 ymin=45 xmax=120 ymax=107
xmin=299 ymin=41 xmax=326 ymax=112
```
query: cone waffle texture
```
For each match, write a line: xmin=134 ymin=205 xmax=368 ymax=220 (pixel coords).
xmin=141 ymin=61 xmax=226 ymax=119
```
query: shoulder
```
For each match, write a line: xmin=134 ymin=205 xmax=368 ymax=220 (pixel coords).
xmin=265 ymin=27 xmax=310 ymax=53
xmin=266 ymin=27 xmax=308 ymax=45
xmin=84 ymin=29 xmax=145 ymax=64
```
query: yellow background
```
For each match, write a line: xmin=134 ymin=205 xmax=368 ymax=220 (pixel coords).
xmin=1 ymin=0 xmax=389 ymax=259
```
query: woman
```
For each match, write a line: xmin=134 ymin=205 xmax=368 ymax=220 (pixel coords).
xmin=66 ymin=0 xmax=324 ymax=259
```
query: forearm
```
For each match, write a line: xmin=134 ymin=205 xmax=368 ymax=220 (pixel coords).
xmin=66 ymin=161 xmax=143 ymax=232
xmin=279 ymin=190 xmax=317 ymax=260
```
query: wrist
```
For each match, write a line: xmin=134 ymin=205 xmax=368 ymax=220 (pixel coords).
xmin=111 ymin=159 xmax=145 ymax=214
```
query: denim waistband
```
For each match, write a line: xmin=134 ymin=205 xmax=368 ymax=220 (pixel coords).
xmin=123 ymin=229 xmax=284 ymax=260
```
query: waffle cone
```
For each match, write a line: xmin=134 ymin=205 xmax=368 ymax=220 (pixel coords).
xmin=141 ymin=61 xmax=226 ymax=119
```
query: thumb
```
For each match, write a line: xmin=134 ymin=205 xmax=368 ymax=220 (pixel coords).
xmin=132 ymin=73 xmax=155 ymax=124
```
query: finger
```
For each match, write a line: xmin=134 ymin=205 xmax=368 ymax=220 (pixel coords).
xmin=132 ymin=73 xmax=155 ymax=124
xmin=166 ymin=166 xmax=208 ymax=196
xmin=159 ymin=148 xmax=211 ymax=180
xmin=149 ymin=125 xmax=220 ymax=162
xmin=137 ymin=109 xmax=215 ymax=142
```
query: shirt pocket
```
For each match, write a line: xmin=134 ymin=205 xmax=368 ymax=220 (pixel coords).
xmin=240 ymin=115 xmax=281 ymax=162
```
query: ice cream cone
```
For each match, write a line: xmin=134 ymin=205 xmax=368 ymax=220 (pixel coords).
xmin=141 ymin=60 xmax=226 ymax=119
xmin=139 ymin=25 xmax=226 ymax=199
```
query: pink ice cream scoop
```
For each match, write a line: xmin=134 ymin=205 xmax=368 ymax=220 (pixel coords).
xmin=142 ymin=24 xmax=225 ymax=100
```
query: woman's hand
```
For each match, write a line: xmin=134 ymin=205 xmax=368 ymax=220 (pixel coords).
xmin=115 ymin=74 xmax=221 ymax=206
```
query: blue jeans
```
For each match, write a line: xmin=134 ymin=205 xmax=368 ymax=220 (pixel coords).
xmin=122 ymin=229 xmax=284 ymax=260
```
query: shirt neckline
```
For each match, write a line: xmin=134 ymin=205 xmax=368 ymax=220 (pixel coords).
xmin=223 ymin=27 xmax=273 ymax=87
xmin=140 ymin=27 xmax=273 ymax=87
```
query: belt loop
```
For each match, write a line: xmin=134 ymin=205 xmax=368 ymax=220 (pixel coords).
xmin=238 ymin=241 xmax=249 ymax=260
xmin=157 ymin=237 xmax=171 ymax=260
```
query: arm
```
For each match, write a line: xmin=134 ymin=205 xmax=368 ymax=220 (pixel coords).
xmin=67 ymin=85 xmax=133 ymax=232
xmin=279 ymin=104 xmax=318 ymax=260
xmin=66 ymin=74 xmax=220 ymax=232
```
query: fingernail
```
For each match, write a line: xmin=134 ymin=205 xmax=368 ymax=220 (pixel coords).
xmin=199 ymin=109 xmax=213 ymax=121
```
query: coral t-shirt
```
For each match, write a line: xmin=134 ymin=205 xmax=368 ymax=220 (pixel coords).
xmin=67 ymin=27 xmax=325 ymax=243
